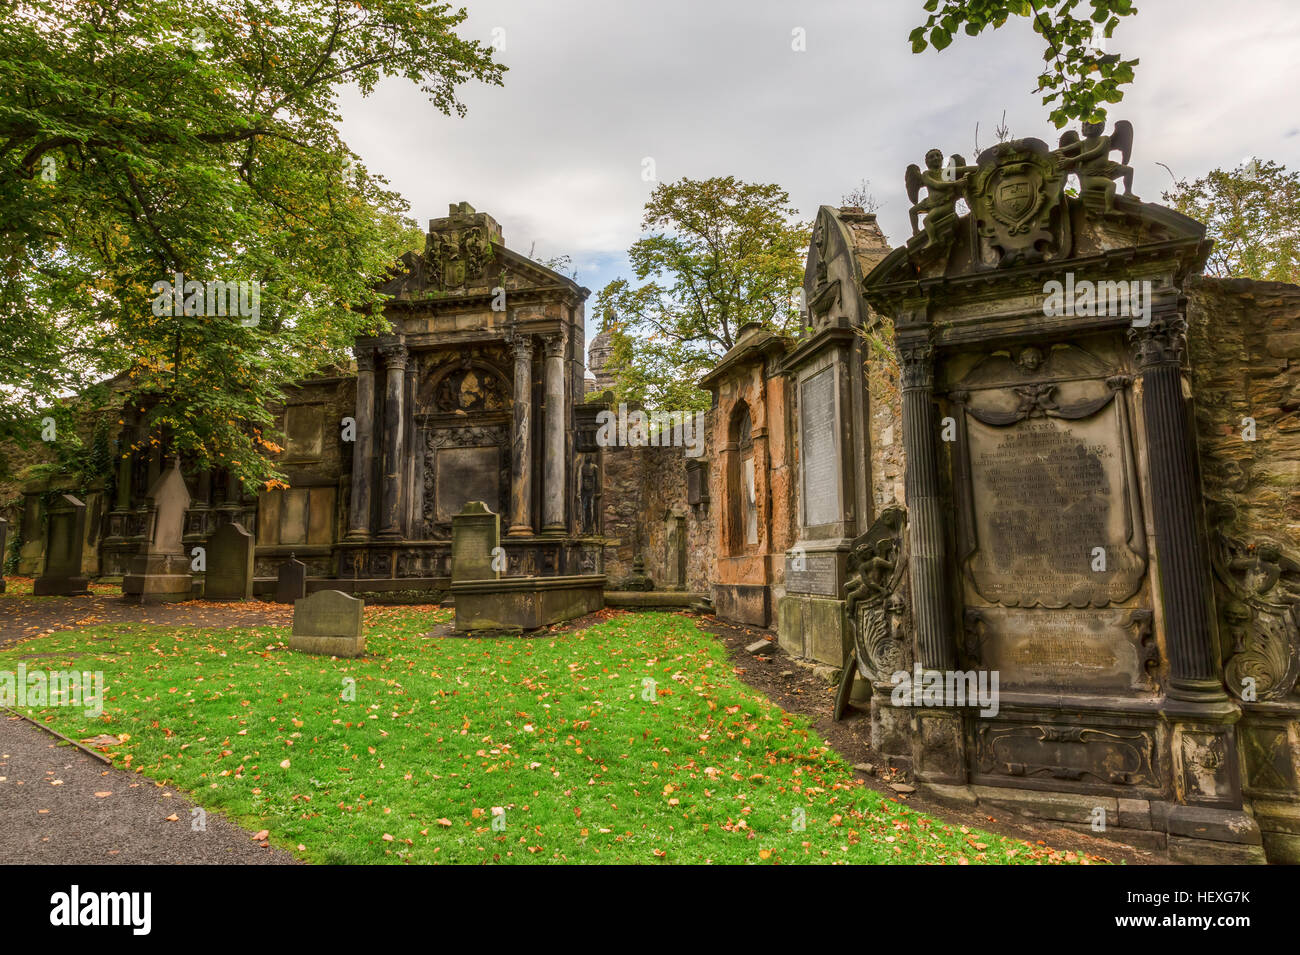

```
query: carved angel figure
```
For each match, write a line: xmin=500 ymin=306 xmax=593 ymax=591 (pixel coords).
xmin=906 ymin=148 xmax=976 ymax=245
xmin=1055 ymin=120 xmax=1136 ymax=212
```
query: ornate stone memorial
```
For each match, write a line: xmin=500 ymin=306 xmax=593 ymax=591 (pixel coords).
xmin=861 ymin=121 xmax=1278 ymax=862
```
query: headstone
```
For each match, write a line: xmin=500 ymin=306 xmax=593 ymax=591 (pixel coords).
xmin=275 ymin=554 xmax=307 ymax=604
xmin=0 ymin=517 xmax=8 ymax=594
xmin=205 ymin=522 xmax=255 ymax=600
xmin=290 ymin=590 xmax=365 ymax=657
xmin=122 ymin=460 xmax=193 ymax=603
xmin=33 ymin=495 xmax=90 ymax=596
xmin=17 ymin=492 xmax=44 ymax=575
xmin=451 ymin=501 xmax=500 ymax=583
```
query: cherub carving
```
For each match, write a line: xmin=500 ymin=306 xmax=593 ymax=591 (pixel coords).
xmin=1055 ymin=120 xmax=1136 ymax=213
xmin=906 ymin=148 xmax=976 ymax=246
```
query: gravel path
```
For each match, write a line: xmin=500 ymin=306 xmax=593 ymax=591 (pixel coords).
xmin=0 ymin=713 xmax=298 ymax=865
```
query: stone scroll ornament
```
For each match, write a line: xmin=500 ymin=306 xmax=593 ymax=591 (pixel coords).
xmin=833 ymin=507 xmax=911 ymax=721
xmin=1210 ymin=512 xmax=1300 ymax=702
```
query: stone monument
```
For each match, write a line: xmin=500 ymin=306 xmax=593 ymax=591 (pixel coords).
xmin=860 ymin=120 xmax=1272 ymax=862
xmin=205 ymin=522 xmax=255 ymax=600
xmin=290 ymin=590 xmax=365 ymax=657
xmin=275 ymin=554 xmax=307 ymax=604
xmin=0 ymin=517 xmax=7 ymax=594
xmin=33 ymin=495 xmax=90 ymax=596
xmin=122 ymin=459 xmax=193 ymax=603
xmin=779 ymin=206 xmax=891 ymax=665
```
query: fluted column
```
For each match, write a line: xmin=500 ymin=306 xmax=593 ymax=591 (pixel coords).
xmin=541 ymin=332 xmax=567 ymax=535
xmin=347 ymin=345 xmax=377 ymax=539
xmin=1131 ymin=303 xmax=1224 ymax=702
xmin=378 ymin=340 xmax=407 ymax=539
xmin=114 ymin=426 xmax=134 ymax=510
xmin=507 ymin=334 xmax=535 ymax=536
xmin=899 ymin=335 xmax=954 ymax=672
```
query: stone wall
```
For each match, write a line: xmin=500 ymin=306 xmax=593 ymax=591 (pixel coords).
xmin=600 ymin=413 xmax=714 ymax=592
xmin=1187 ymin=276 xmax=1300 ymax=552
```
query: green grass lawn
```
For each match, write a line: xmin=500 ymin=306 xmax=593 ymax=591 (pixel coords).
xmin=0 ymin=607 xmax=1096 ymax=864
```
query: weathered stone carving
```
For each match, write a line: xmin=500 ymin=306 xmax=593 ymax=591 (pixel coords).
xmin=968 ymin=138 xmax=1071 ymax=266
xmin=1054 ymin=119 xmax=1136 ymax=214
xmin=1211 ymin=520 xmax=1300 ymax=702
xmin=843 ymin=506 xmax=911 ymax=683
xmin=905 ymin=149 xmax=975 ymax=249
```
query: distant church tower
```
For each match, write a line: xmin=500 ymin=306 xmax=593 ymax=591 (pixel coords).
xmin=587 ymin=325 xmax=616 ymax=395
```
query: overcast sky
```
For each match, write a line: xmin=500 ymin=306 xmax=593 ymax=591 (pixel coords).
xmin=337 ymin=0 xmax=1300 ymax=355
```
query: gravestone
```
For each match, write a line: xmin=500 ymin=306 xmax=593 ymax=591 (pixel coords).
xmin=0 ymin=517 xmax=7 ymax=593
xmin=122 ymin=459 xmax=193 ymax=603
xmin=275 ymin=554 xmax=307 ymax=604
xmin=17 ymin=491 xmax=44 ymax=575
xmin=205 ymin=522 xmax=255 ymax=600
xmin=451 ymin=501 xmax=500 ymax=583
xmin=290 ymin=590 xmax=365 ymax=657
xmin=33 ymin=495 xmax=90 ymax=596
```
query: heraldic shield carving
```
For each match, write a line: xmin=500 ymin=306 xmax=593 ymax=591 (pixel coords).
xmin=968 ymin=138 xmax=1071 ymax=267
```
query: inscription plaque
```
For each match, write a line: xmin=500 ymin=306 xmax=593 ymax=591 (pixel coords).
xmin=786 ymin=553 xmax=838 ymax=596
xmin=800 ymin=368 xmax=840 ymax=527
xmin=971 ymin=607 xmax=1152 ymax=692
xmin=436 ymin=447 xmax=500 ymax=523
xmin=964 ymin=402 xmax=1144 ymax=608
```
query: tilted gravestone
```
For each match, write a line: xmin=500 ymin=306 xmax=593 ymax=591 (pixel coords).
xmin=290 ymin=590 xmax=365 ymax=657
xmin=204 ymin=522 xmax=254 ymax=601
xmin=451 ymin=501 xmax=501 ymax=583
xmin=0 ymin=517 xmax=7 ymax=594
xmin=275 ymin=554 xmax=307 ymax=604
xmin=122 ymin=459 xmax=192 ymax=603
xmin=34 ymin=495 xmax=90 ymax=596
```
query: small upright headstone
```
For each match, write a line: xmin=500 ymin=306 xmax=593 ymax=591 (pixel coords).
xmin=290 ymin=590 xmax=365 ymax=657
xmin=451 ymin=501 xmax=501 ymax=583
xmin=122 ymin=459 xmax=192 ymax=603
xmin=205 ymin=522 xmax=255 ymax=601
xmin=0 ymin=517 xmax=8 ymax=594
xmin=275 ymin=554 xmax=307 ymax=604
xmin=34 ymin=495 xmax=90 ymax=596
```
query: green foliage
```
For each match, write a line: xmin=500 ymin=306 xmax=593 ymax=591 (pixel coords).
xmin=1163 ymin=160 xmax=1300 ymax=284
xmin=909 ymin=0 xmax=1140 ymax=127
xmin=0 ymin=0 xmax=501 ymax=490
xmin=595 ymin=177 xmax=809 ymax=411
xmin=0 ymin=609 xmax=1094 ymax=864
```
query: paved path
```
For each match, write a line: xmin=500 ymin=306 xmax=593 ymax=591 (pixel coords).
xmin=0 ymin=714 xmax=298 ymax=865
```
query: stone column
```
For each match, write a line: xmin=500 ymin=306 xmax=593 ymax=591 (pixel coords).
xmin=1131 ymin=304 xmax=1224 ymax=703
xmin=541 ymin=333 xmax=567 ymax=535
xmin=507 ymin=334 xmax=535 ymax=537
xmin=899 ymin=336 xmax=954 ymax=672
xmin=114 ymin=427 xmax=134 ymax=510
xmin=378 ymin=340 xmax=407 ymax=540
xmin=347 ymin=346 xmax=377 ymax=539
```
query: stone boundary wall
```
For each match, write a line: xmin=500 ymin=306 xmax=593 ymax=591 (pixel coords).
xmin=600 ymin=408 xmax=714 ymax=593
xmin=1187 ymin=276 xmax=1300 ymax=553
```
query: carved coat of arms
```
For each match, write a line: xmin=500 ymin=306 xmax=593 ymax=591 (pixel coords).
xmin=967 ymin=139 xmax=1071 ymax=267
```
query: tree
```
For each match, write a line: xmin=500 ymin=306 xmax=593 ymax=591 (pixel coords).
xmin=909 ymin=0 xmax=1139 ymax=127
xmin=841 ymin=179 xmax=881 ymax=213
xmin=594 ymin=177 xmax=809 ymax=412
xmin=0 ymin=0 xmax=503 ymax=489
xmin=1163 ymin=160 xmax=1300 ymax=285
